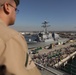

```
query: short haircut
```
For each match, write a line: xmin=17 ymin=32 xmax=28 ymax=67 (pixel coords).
xmin=14 ymin=0 xmax=20 ymax=6
xmin=0 ymin=0 xmax=20 ymax=6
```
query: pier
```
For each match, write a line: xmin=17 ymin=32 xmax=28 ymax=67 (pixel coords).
xmin=29 ymin=41 xmax=76 ymax=75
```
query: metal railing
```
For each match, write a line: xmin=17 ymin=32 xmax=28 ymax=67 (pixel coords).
xmin=35 ymin=62 xmax=69 ymax=75
xmin=35 ymin=62 xmax=57 ymax=75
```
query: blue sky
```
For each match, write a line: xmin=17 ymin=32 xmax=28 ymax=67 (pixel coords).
xmin=11 ymin=0 xmax=76 ymax=31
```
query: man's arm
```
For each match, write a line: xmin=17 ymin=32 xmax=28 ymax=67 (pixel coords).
xmin=0 ymin=39 xmax=5 ymax=64
xmin=4 ymin=34 xmax=41 ymax=75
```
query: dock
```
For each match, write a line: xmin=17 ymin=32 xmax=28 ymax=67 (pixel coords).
xmin=29 ymin=40 xmax=76 ymax=75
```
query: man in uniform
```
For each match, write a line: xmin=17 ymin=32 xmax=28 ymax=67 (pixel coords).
xmin=0 ymin=0 xmax=41 ymax=75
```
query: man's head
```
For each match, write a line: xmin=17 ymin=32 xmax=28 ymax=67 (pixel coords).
xmin=0 ymin=0 xmax=20 ymax=26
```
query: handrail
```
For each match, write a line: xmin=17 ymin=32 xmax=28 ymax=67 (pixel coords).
xmin=35 ymin=62 xmax=70 ymax=75
xmin=35 ymin=62 xmax=57 ymax=75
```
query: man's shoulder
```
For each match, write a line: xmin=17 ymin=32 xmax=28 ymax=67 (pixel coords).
xmin=0 ymin=24 xmax=20 ymax=42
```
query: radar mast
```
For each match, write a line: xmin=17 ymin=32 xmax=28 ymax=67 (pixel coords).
xmin=41 ymin=20 xmax=50 ymax=34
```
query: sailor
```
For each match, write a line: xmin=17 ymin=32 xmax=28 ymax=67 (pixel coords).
xmin=0 ymin=0 xmax=41 ymax=75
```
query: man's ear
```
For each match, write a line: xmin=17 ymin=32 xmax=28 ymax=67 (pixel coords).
xmin=3 ymin=3 xmax=10 ymax=14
